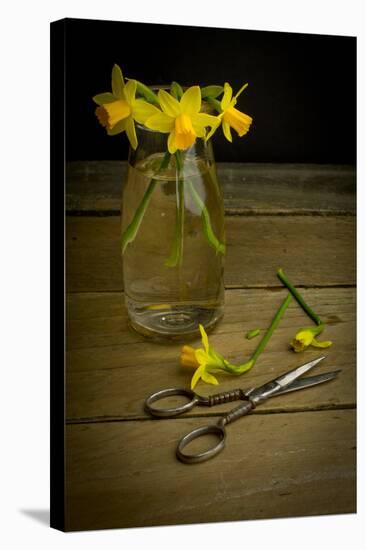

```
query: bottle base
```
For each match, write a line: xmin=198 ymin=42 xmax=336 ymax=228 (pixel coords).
xmin=127 ymin=303 xmax=224 ymax=342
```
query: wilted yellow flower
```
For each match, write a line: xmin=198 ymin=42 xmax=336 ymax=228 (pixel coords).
xmin=207 ymin=82 xmax=253 ymax=142
xmin=145 ymin=86 xmax=218 ymax=154
xmin=291 ymin=325 xmax=332 ymax=352
xmin=93 ymin=64 xmax=160 ymax=149
xmin=181 ymin=324 xmax=253 ymax=389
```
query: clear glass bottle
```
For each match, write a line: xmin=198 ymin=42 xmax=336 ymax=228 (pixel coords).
xmin=121 ymin=122 xmax=225 ymax=340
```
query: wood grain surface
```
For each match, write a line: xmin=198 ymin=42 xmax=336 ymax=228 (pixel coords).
xmin=66 ymin=287 xmax=355 ymax=422
xmin=64 ymin=161 xmax=356 ymax=531
xmin=66 ymin=215 xmax=356 ymax=292
xmin=66 ymin=162 xmax=356 ymax=215
xmin=65 ymin=409 xmax=356 ymax=531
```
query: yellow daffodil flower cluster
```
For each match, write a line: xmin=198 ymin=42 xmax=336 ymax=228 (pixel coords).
xmin=93 ymin=64 xmax=253 ymax=152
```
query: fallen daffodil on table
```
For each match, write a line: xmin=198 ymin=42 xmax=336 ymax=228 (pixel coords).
xmin=290 ymin=325 xmax=332 ymax=352
xmin=181 ymin=324 xmax=253 ymax=389
xmin=93 ymin=64 xmax=160 ymax=149
xmin=277 ymin=268 xmax=333 ymax=352
xmin=181 ymin=294 xmax=292 ymax=389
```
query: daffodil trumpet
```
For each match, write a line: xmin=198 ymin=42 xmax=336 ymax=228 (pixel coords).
xmin=290 ymin=325 xmax=333 ymax=352
xmin=181 ymin=294 xmax=292 ymax=389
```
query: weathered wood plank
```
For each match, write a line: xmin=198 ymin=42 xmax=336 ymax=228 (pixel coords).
xmin=66 ymin=162 xmax=356 ymax=215
xmin=66 ymin=215 xmax=356 ymax=292
xmin=65 ymin=409 xmax=356 ymax=531
xmin=66 ymin=288 xmax=356 ymax=421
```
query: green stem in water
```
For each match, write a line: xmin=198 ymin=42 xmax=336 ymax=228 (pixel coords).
xmin=187 ymin=180 xmax=225 ymax=255
xmin=165 ymin=151 xmax=185 ymax=267
xmin=121 ymin=152 xmax=171 ymax=254
xmin=277 ymin=268 xmax=322 ymax=326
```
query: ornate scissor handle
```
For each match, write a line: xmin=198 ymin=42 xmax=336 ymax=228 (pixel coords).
xmin=145 ymin=387 xmax=246 ymax=418
xmin=145 ymin=388 xmax=202 ymax=417
xmin=176 ymin=400 xmax=254 ymax=464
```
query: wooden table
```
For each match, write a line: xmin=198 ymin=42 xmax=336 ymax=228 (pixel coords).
xmin=65 ymin=162 xmax=356 ymax=531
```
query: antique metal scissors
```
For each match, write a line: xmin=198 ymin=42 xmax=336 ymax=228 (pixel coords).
xmin=145 ymin=356 xmax=341 ymax=464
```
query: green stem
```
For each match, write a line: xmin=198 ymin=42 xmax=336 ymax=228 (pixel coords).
xmin=251 ymin=293 xmax=292 ymax=364
xmin=206 ymin=97 xmax=222 ymax=113
xmin=121 ymin=152 xmax=171 ymax=254
xmin=165 ymin=151 xmax=185 ymax=267
xmin=277 ymin=268 xmax=322 ymax=325
xmin=187 ymin=180 xmax=225 ymax=255
xmin=224 ymin=293 xmax=292 ymax=375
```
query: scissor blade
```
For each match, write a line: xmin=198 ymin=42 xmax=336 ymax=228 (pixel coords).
xmin=274 ymin=355 xmax=326 ymax=390
xmin=273 ymin=369 xmax=341 ymax=396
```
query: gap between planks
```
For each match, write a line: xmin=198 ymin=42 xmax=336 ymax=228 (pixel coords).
xmin=65 ymin=210 xmax=356 ymax=218
xmin=66 ymin=403 xmax=356 ymax=425
xmin=66 ymin=283 xmax=356 ymax=295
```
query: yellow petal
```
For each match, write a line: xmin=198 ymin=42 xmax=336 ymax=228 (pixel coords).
xmin=111 ymin=64 xmax=125 ymax=99
xmin=201 ymin=370 xmax=219 ymax=385
xmin=145 ymin=112 xmax=174 ymax=133
xmin=107 ymin=118 xmax=127 ymax=135
xmin=310 ymin=339 xmax=333 ymax=349
xmin=221 ymin=82 xmax=233 ymax=111
xmin=167 ymin=130 xmax=178 ymax=154
xmin=191 ymin=365 xmax=205 ymax=390
xmin=123 ymin=79 xmax=137 ymax=106
xmin=158 ymin=89 xmax=181 ymax=117
xmin=93 ymin=92 xmax=116 ymax=105
xmin=191 ymin=122 xmax=206 ymax=138
xmin=180 ymin=86 xmax=201 ymax=115
xmin=294 ymin=330 xmax=315 ymax=347
xmin=234 ymin=82 xmax=249 ymax=100
xmin=133 ymin=99 xmax=161 ymax=125
xmin=205 ymin=116 xmax=222 ymax=141
xmin=199 ymin=324 xmax=209 ymax=353
xmin=222 ymin=120 xmax=232 ymax=142
xmin=125 ymin=117 xmax=138 ymax=150
xmin=195 ymin=348 xmax=209 ymax=366
xmin=191 ymin=113 xmax=219 ymax=137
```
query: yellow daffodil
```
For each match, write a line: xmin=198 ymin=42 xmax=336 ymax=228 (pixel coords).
xmin=181 ymin=324 xmax=253 ymax=389
xmin=207 ymin=82 xmax=253 ymax=143
xmin=145 ymin=86 xmax=218 ymax=154
xmin=181 ymin=325 xmax=231 ymax=389
xmin=290 ymin=324 xmax=333 ymax=352
xmin=93 ymin=64 xmax=160 ymax=150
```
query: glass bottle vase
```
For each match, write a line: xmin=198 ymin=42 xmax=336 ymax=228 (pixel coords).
xmin=121 ymin=123 xmax=225 ymax=340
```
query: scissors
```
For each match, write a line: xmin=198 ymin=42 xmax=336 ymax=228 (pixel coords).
xmin=145 ymin=356 xmax=341 ymax=464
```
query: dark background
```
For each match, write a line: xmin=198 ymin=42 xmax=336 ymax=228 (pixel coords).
xmin=64 ymin=18 xmax=356 ymax=164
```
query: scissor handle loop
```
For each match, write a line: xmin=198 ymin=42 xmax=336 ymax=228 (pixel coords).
xmin=145 ymin=387 xmax=200 ymax=417
xmin=176 ymin=424 xmax=226 ymax=464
